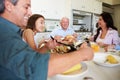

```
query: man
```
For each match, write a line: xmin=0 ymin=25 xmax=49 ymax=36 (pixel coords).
xmin=0 ymin=0 xmax=93 ymax=80
xmin=50 ymin=17 xmax=78 ymax=38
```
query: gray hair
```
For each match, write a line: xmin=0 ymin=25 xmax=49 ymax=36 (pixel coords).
xmin=0 ymin=0 xmax=18 ymax=13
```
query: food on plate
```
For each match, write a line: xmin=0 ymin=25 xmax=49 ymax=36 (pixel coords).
xmin=52 ymin=35 xmax=84 ymax=53
xmin=106 ymin=55 xmax=118 ymax=64
xmin=52 ymin=45 xmax=71 ymax=53
xmin=52 ymin=35 xmax=78 ymax=53
xmin=64 ymin=35 xmax=74 ymax=40
xmin=62 ymin=63 xmax=82 ymax=75
xmin=63 ymin=35 xmax=76 ymax=44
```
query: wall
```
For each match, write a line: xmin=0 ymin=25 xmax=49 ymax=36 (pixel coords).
xmin=102 ymin=3 xmax=120 ymax=34
xmin=113 ymin=0 xmax=120 ymax=5
xmin=113 ymin=5 xmax=120 ymax=34
xmin=101 ymin=0 xmax=120 ymax=5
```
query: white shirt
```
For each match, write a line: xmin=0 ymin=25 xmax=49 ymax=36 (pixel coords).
xmin=49 ymin=27 xmax=76 ymax=37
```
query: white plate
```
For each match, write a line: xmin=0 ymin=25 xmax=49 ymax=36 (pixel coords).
xmin=93 ymin=53 xmax=120 ymax=67
xmin=107 ymin=50 xmax=120 ymax=56
xmin=50 ymin=62 xmax=87 ymax=80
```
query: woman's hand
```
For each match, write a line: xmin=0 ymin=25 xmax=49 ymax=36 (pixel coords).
xmin=97 ymin=42 xmax=104 ymax=47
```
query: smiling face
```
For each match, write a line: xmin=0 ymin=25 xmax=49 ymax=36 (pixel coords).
xmin=60 ymin=17 xmax=69 ymax=30
xmin=4 ymin=0 xmax=32 ymax=29
xmin=98 ymin=16 xmax=106 ymax=29
xmin=35 ymin=17 xmax=45 ymax=32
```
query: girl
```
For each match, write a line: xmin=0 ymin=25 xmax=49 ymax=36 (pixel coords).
xmin=22 ymin=14 xmax=48 ymax=52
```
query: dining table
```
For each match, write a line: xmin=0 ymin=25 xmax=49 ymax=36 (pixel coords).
xmin=47 ymin=61 xmax=120 ymax=80
xmin=47 ymin=48 xmax=120 ymax=80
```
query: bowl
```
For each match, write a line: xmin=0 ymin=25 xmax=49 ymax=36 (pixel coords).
xmin=50 ymin=62 xmax=88 ymax=80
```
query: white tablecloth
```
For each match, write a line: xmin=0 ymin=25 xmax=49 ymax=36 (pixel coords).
xmin=48 ymin=60 xmax=120 ymax=80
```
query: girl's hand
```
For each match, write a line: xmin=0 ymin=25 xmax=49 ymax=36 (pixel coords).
xmin=45 ymin=39 xmax=58 ymax=49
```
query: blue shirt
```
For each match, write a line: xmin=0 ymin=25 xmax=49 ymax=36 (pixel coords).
xmin=0 ymin=17 xmax=50 ymax=80
xmin=49 ymin=27 xmax=75 ymax=37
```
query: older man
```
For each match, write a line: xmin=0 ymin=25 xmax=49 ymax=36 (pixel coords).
xmin=50 ymin=17 xmax=78 ymax=38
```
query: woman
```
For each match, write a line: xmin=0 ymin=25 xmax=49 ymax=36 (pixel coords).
xmin=93 ymin=12 xmax=119 ymax=47
xmin=22 ymin=14 xmax=47 ymax=52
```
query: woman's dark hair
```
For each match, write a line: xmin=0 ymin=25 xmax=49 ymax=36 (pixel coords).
xmin=93 ymin=12 xmax=118 ymax=42
xmin=26 ymin=14 xmax=45 ymax=30
xmin=93 ymin=23 xmax=101 ymax=42
xmin=100 ymin=12 xmax=117 ymax=30
xmin=93 ymin=27 xmax=101 ymax=42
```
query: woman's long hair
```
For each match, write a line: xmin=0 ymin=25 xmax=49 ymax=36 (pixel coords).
xmin=93 ymin=23 xmax=101 ymax=42
xmin=93 ymin=27 xmax=101 ymax=42
xmin=94 ymin=12 xmax=118 ymax=42
xmin=100 ymin=12 xmax=117 ymax=30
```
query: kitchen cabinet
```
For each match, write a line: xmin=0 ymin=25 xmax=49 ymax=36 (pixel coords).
xmin=92 ymin=0 xmax=102 ymax=14
xmin=71 ymin=0 xmax=102 ymax=14
xmin=71 ymin=0 xmax=85 ymax=11
xmin=31 ymin=0 xmax=67 ymax=19
xmin=71 ymin=0 xmax=92 ymax=12
xmin=31 ymin=0 xmax=102 ymax=19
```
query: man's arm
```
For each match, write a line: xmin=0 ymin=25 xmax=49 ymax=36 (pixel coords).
xmin=48 ymin=46 xmax=93 ymax=76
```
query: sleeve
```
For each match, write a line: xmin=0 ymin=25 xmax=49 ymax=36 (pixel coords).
xmin=112 ymin=30 xmax=120 ymax=45
xmin=0 ymin=65 xmax=24 ymax=80
xmin=0 ymin=37 xmax=50 ymax=80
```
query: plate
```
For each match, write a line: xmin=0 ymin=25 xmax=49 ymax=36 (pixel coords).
xmin=50 ymin=62 xmax=87 ymax=80
xmin=58 ymin=62 xmax=87 ymax=76
xmin=93 ymin=53 xmax=120 ymax=67
xmin=107 ymin=50 xmax=120 ymax=56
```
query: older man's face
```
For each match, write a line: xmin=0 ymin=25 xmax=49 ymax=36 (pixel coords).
xmin=60 ymin=18 xmax=69 ymax=30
